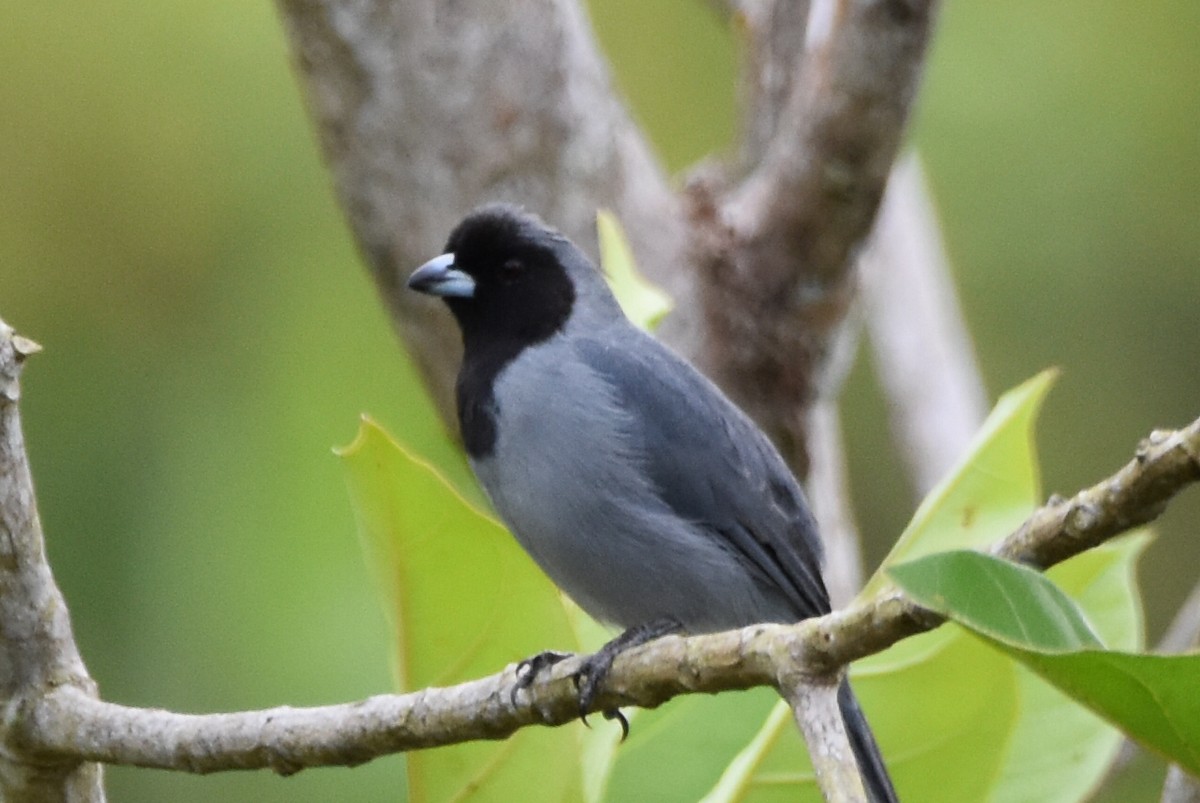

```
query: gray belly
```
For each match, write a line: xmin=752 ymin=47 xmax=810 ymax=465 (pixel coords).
xmin=469 ymin=343 xmax=795 ymax=632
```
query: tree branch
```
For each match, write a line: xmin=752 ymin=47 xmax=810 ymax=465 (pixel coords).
xmin=730 ymin=0 xmax=812 ymax=172
xmin=994 ymin=421 xmax=1200 ymax=569
xmin=783 ymin=676 xmax=867 ymax=803
xmin=8 ymin=409 xmax=1197 ymax=776
xmin=0 ymin=321 xmax=104 ymax=801
xmin=691 ymin=0 xmax=939 ymax=476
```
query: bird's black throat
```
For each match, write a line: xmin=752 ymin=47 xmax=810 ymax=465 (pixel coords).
xmin=449 ymin=275 xmax=574 ymax=460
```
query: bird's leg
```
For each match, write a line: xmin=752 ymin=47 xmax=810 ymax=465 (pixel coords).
xmin=508 ymin=619 xmax=682 ymax=739
xmin=510 ymin=650 xmax=574 ymax=706
xmin=575 ymin=617 xmax=682 ymax=736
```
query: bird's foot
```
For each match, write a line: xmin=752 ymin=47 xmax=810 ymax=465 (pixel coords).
xmin=509 ymin=619 xmax=682 ymax=740
xmin=510 ymin=650 xmax=573 ymax=706
xmin=574 ymin=618 xmax=683 ymax=740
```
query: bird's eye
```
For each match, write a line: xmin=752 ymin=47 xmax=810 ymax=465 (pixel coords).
xmin=501 ymin=258 xmax=525 ymax=281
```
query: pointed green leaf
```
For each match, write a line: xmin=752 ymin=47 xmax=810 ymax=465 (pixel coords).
xmin=990 ymin=536 xmax=1146 ymax=802
xmin=692 ymin=371 xmax=1145 ymax=803
xmin=889 ymin=550 xmax=1103 ymax=651
xmin=606 ymin=688 xmax=781 ymax=801
xmin=863 ymin=370 xmax=1057 ymax=597
xmin=338 ymin=417 xmax=584 ymax=802
xmin=892 ymin=539 xmax=1200 ymax=777
xmin=1015 ymin=650 xmax=1200 ymax=778
xmin=597 ymin=209 xmax=673 ymax=331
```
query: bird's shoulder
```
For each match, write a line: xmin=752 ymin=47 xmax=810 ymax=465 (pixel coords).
xmin=570 ymin=327 xmax=777 ymax=477
xmin=570 ymin=328 xmax=829 ymax=616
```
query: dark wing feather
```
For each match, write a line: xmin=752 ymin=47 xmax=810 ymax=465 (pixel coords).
xmin=575 ymin=332 xmax=831 ymax=620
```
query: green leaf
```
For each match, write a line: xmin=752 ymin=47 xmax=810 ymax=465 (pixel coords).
xmin=339 ymin=369 xmax=1153 ymax=802
xmin=863 ymin=369 xmax=1057 ymax=596
xmin=694 ymin=370 xmax=1146 ymax=803
xmin=606 ymin=689 xmax=781 ymax=801
xmin=338 ymin=417 xmax=585 ymax=802
xmin=891 ymin=543 xmax=1200 ymax=778
xmin=597 ymin=209 xmax=673 ymax=331
xmin=991 ymin=537 xmax=1146 ymax=803
xmin=889 ymin=550 xmax=1103 ymax=652
xmin=1016 ymin=651 xmax=1200 ymax=778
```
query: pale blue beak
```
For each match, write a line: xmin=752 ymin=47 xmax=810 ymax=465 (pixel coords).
xmin=407 ymin=253 xmax=476 ymax=298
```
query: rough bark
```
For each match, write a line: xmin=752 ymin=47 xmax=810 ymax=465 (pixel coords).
xmin=5 ymin=409 xmax=1195 ymax=777
xmin=0 ymin=323 xmax=104 ymax=802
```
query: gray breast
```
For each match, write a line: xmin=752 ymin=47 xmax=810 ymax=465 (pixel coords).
xmin=470 ymin=335 xmax=797 ymax=632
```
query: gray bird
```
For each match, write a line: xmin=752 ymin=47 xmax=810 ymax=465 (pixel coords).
xmin=408 ymin=204 xmax=897 ymax=802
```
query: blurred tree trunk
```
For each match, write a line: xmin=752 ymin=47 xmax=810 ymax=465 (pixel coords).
xmin=275 ymin=0 xmax=972 ymax=605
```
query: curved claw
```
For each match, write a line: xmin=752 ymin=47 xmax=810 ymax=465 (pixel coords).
xmin=602 ymin=708 xmax=630 ymax=741
xmin=571 ymin=617 xmax=682 ymax=735
xmin=510 ymin=650 xmax=573 ymax=707
xmin=573 ymin=650 xmax=615 ymax=721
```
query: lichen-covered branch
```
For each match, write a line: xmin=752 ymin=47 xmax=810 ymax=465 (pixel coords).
xmin=0 ymin=321 xmax=104 ymax=801
xmin=995 ymin=420 xmax=1200 ymax=569
xmin=9 ymin=412 xmax=1197 ymax=777
xmin=782 ymin=677 xmax=867 ymax=803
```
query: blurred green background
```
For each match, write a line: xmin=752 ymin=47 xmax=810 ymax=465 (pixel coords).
xmin=1 ymin=1 xmax=1196 ymax=800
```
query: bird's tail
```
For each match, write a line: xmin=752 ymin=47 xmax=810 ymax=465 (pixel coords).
xmin=838 ymin=678 xmax=899 ymax=803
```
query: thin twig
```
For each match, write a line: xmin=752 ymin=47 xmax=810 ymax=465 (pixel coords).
xmin=1161 ymin=766 xmax=1200 ymax=803
xmin=807 ymin=401 xmax=865 ymax=607
xmin=993 ymin=422 xmax=1200 ymax=569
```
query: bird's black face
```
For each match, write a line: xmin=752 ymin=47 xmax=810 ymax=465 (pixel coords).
xmin=408 ymin=204 xmax=576 ymax=351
